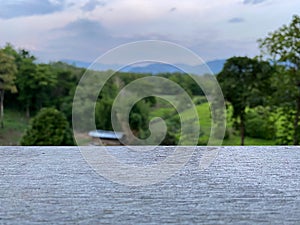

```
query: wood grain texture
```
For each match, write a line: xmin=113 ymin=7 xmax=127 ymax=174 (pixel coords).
xmin=0 ymin=146 xmax=299 ymax=224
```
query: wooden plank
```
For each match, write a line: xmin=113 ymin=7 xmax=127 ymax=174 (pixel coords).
xmin=0 ymin=146 xmax=299 ymax=224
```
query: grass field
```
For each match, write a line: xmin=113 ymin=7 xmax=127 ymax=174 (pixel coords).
xmin=193 ymin=102 xmax=275 ymax=145
xmin=150 ymin=98 xmax=276 ymax=146
xmin=0 ymin=110 xmax=29 ymax=145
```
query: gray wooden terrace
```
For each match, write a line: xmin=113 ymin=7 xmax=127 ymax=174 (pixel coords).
xmin=0 ymin=146 xmax=299 ymax=224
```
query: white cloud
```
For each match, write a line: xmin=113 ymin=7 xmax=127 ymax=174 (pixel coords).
xmin=0 ymin=0 xmax=299 ymax=62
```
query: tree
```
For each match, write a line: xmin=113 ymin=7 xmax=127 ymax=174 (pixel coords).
xmin=96 ymin=97 xmax=114 ymax=130
xmin=34 ymin=64 xmax=57 ymax=109
xmin=0 ymin=49 xmax=17 ymax=128
xmin=49 ymin=63 xmax=78 ymax=121
xmin=4 ymin=46 xmax=59 ymax=118
xmin=16 ymin=49 xmax=37 ymax=117
xmin=18 ymin=62 xmax=57 ymax=116
xmin=128 ymin=99 xmax=150 ymax=138
xmin=20 ymin=108 xmax=74 ymax=146
xmin=258 ymin=15 xmax=300 ymax=144
xmin=217 ymin=56 xmax=273 ymax=145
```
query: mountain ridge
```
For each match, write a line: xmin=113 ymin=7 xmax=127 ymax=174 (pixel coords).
xmin=62 ymin=59 xmax=226 ymax=75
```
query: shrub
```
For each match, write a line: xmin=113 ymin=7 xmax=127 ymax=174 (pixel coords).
xmin=275 ymin=110 xmax=296 ymax=145
xmin=193 ymin=96 xmax=207 ymax=105
xmin=245 ymin=107 xmax=276 ymax=140
xmin=20 ymin=108 xmax=74 ymax=146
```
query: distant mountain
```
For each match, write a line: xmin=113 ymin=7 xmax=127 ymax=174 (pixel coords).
xmin=61 ymin=59 xmax=226 ymax=75
xmin=61 ymin=59 xmax=92 ymax=69
xmin=206 ymin=59 xmax=226 ymax=74
xmin=61 ymin=59 xmax=123 ymax=71
xmin=121 ymin=59 xmax=226 ymax=75
xmin=121 ymin=63 xmax=181 ymax=74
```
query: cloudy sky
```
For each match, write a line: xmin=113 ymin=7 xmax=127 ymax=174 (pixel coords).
xmin=0 ymin=0 xmax=299 ymax=64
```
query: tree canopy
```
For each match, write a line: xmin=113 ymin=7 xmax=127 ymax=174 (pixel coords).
xmin=217 ymin=56 xmax=273 ymax=145
xmin=0 ymin=48 xmax=17 ymax=128
xmin=259 ymin=14 xmax=300 ymax=144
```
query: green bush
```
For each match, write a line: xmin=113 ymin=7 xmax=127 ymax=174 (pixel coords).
xmin=197 ymin=135 xmax=208 ymax=145
xmin=274 ymin=110 xmax=300 ymax=145
xmin=193 ymin=96 xmax=207 ymax=105
xmin=20 ymin=108 xmax=74 ymax=146
xmin=161 ymin=114 xmax=180 ymax=145
xmin=245 ymin=107 xmax=276 ymax=140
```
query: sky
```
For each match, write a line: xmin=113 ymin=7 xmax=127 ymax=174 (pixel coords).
xmin=0 ymin=0 xmax=299 ymax=65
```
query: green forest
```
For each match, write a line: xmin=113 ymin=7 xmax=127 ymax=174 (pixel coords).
xmin=0 ymin=15 xmax=299 ymax=146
